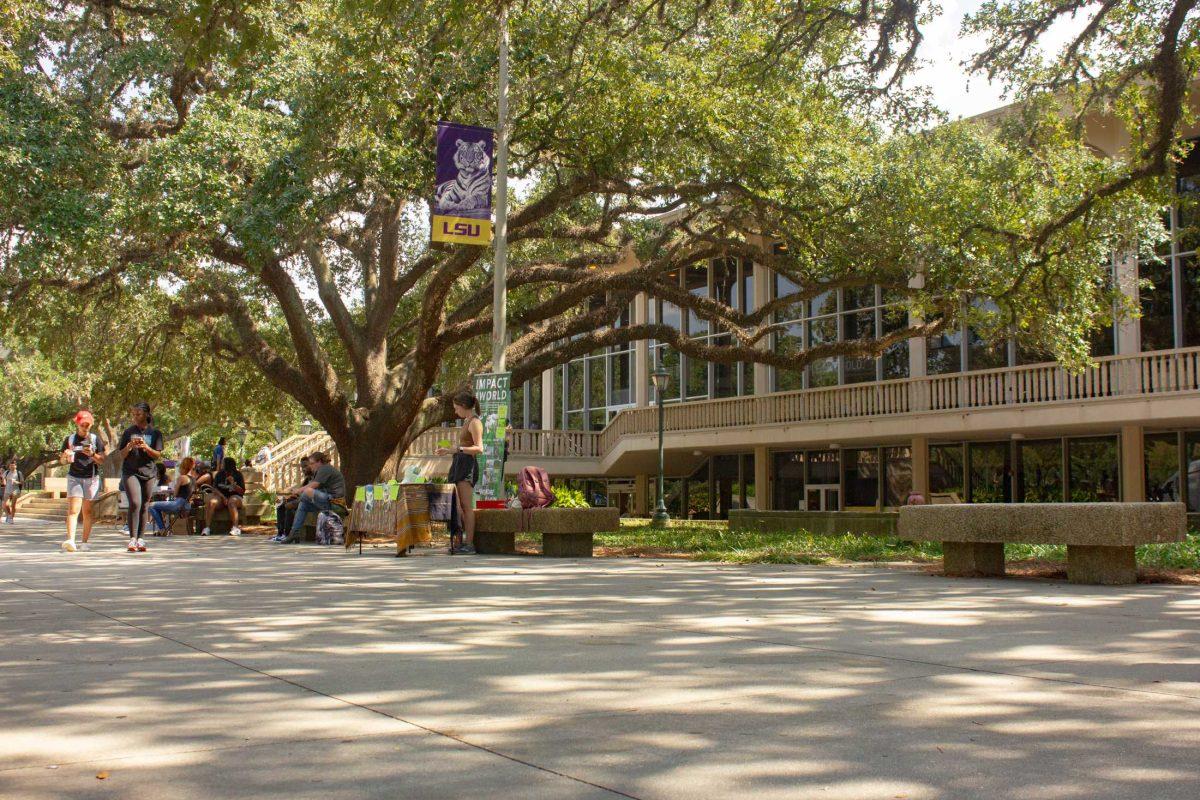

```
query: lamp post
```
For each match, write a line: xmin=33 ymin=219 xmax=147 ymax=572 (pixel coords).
xmin=650 ymin=362 xmax=671 ymax=528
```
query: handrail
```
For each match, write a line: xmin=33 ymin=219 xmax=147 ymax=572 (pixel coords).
xmin=261 ymin=347 xmax=1200 ymax=482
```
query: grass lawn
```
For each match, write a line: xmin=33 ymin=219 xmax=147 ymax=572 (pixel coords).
xmin=517 ymin=518 xmax=1200 ymax=575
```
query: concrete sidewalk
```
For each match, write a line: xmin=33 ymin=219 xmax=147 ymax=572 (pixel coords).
xmin=1 ymin=520 xmax=1198 ymax=799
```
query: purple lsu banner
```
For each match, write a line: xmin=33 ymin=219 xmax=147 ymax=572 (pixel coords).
xmin=431 ymin=121 xmax=494 ymax=246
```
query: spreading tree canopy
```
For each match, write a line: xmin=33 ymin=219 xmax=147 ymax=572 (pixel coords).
xmin=0 ymin=1 xmax=1183 ymax=486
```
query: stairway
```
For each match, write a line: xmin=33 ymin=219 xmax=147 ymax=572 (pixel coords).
xmin=16 ymin=495 xmax=72 ymax=522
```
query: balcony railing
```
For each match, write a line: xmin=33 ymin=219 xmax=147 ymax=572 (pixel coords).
xmin=596 ymin=346 xmax=1200 ymax=453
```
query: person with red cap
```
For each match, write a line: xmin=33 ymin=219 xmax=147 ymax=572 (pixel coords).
xmin=59 ymin=409 xmax=106 ymax=552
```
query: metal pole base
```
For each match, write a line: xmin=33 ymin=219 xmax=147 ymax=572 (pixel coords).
xmin=651 ymin=508 xmax=671 ymax=528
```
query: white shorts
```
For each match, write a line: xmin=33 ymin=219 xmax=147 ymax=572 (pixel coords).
xmin=67 ymin=476 xmax=101 ymax=501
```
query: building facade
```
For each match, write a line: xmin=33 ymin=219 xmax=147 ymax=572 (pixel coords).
xmin=398 ymin=117 xmax=1200 ymax=521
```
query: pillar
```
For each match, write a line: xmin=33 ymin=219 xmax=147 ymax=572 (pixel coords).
xmin=633 ymin=293 xmax=650 ymax=408
xmin=753 ymin=445 xmax=771 ymax=511
xmin=633 ymin=474 xmax=650 ymax=517
xmin=752 ymin=258 xmax=773 ymax=395
xmin=1120 ymin=423 xmax=1145 ymax=502
xmin=1115 ymin=250 xmax=1140 ymax=355
xmin=541 ymin=369 xmax=556 ymax=430
xmin=907 ymin=268 xmax=927 ymax=379
xmin=911 ymin=435 xmax=930 ymax=500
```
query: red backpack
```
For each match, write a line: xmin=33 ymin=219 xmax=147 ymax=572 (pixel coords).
xmin=517 ymin=466 xmax=555 ymax=510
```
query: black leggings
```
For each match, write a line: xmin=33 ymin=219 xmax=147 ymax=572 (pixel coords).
xmin=124 ymin=475 xmax=153 ymax=539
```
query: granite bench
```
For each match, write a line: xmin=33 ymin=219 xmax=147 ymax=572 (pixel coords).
xmin=473 ymin=508 xmax=621 ymax=557
xmin=897 ymin=502 xmax=1187 ymax=585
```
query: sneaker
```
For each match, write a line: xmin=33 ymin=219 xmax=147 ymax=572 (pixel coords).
xmin=126 ymin=539 xmax=137 ymax=552
xmin=136 ymin=538 xmax=147 ymax=552
xmin=229 ymin=526 xmax=241 ymax=537
xmin=454 ymin=544 xmax=477 ymax=555
xmin=61 ymin=540 xmax=77 ymax=553
xmin=78 ymin=542 xmax=90 ymax=552
xmin=122 ymin=525 xmax=129 ymax=534
xmin=200 ymin=527 xmax=211 ymax=536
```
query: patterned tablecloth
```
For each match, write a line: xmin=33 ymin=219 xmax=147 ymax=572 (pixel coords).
xmin=345 ymin=482 xmax=458 ymax=555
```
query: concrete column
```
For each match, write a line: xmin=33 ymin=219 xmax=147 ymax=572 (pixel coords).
xmin=1120 ymin=423 xmax=1145 ymax=502
xmin=752 ymin=258 xmax=773 ymax=395
xmin=753 ymin=445 xmax=771 ymax=511
xmin=1115 ymin=251 xmax=1139 ymax=355
xmin=911 ymin=435 xmax=930 ymax=500
xmin=633 ymin=293 xmax=650 ymax=408
xmin=633 ymin=473 xmax=650 ymax=517
xmin=907 ymin=268 xmax=927 ymax=379
xmin=541 ymin=369 xmax=556 ymax=430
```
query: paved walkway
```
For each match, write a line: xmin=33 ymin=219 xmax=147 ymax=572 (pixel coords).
xmin=1 ymin=519 xmax=1198 ymax=799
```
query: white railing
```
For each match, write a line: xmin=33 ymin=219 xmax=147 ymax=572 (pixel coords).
xmin=598 ymin=346 xmax=1200 ymax=451
xmin=259 ymin=347 xmax=1200 ymax=481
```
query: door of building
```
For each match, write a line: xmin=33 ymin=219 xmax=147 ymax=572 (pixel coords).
xmin=805 ymin=484 xmax=840 ymax=511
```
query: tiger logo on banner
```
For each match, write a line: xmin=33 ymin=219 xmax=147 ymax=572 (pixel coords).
xmin=432 ymin=122 xmax=494 ymax=246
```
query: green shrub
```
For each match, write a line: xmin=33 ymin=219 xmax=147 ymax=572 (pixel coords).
xmin=552 ymin=485 xmax=590 ymax=508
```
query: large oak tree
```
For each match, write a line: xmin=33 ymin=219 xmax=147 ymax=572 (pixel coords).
xmin=0 ymin=1 xmax=1178 ymax=488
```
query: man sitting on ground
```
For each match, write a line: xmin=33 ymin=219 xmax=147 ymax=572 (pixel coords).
xmin=201 ymin=457 xmax=246 ymax=537
xmin=271 ymin=457 xmax=314 ymax=542
xmin=277 ymin=452 xmax=345 ymax=544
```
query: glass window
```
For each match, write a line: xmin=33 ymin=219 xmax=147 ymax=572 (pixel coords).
xmin=653 ymin=346 xmax=682 ymax=403
xmin=844 ymin=448 xmax=879 ymax=508
xmin=884 ymin=447 xmax=913 ymax=507
xmin=686 ymin=264 xmax=709 ymax=336
xmin=587 ymin=356 xmax=605 ymax=413
xmin=843 ymin=310 xmax=877 ymax=384
xmin=1067 ymin=436 xmax=1120 ymax=502
xmin=1140 ymin=258 xmax=1175 ymax=351
xmin=741 ymin=453 xmax=757 ymax=510
xmin=553 ymin=366 xmax=565 ymax=427
xmin=809 ymin=316 xmax=839 ymax=387
xmin=686 ymin=354 xmax=708 ymax=399
xmin=1018 ymin=439 xmax=1063 ymax=502
xmin=528 ymin=377 xmax=542 ymax=429
xmin=1185 ymin=432 xmax=1200 ymax=512
xmin=881 ymin=305 xmax=910 ymax=380
xmin=510 ymin=382 xmax=524 ymax=429
xmin=609 ymin=351 xmax=631 ymax=406
xmin=967 ymin=327 xmax=1008 ymax=371
xmin=713 ymin=258 xmax=737 ymax=307
xmin=1181 ymin=256 xmax=1200 ymax=347
xmin=739 ymin=265 xmax=755 ymax=313
xmin=773 ymin=322 xmax=804 ymax=391
xmin=927 ymin=328 xmax=962 ymax=375
xmin=843 ymin=285 xmax=875 ymax=311
xmin=968 ymin=442 xmax=1012 ymax=503
xmin=809 ymin=289 xmax=836 ymax=317
xmin=712 ymin=335 xmax=737 ymax=398
xmin=930 ymin=444 xmax=964 ymax=502
xmin=805 ymin=450 xmax=840 ymax=484
xmin=567 ymin=361 xmax=584 ymax=411
xmin=773 ymin=273 xmax=804 ymax=320
xmin=773 ymin=451 xmax=804 ymax=511
xmin=1145 ymin=432 xmax=1182 ymax=503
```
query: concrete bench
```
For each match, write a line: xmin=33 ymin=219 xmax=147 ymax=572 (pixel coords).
xmin=474 ymin=508 xmax=621 ymax=557
xmin=897 ymin=502 xmax=1187 ymax=585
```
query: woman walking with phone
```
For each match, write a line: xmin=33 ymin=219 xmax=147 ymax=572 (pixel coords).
xmin=119 ymin=402 xmax=163 ymax=552
xmin=59 ymin=410 xmax=106 ymax=552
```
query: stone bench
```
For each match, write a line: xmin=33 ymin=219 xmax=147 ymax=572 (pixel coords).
xmin=474 ymin=508 xmax=621 ymax=557
xmin=897 ymin=502 xmax=1187 ymax=585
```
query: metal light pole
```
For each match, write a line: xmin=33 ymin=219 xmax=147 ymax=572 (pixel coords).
xmin=650 ymin=362 xmax=671 ymax=528
xmin=491 ymin=3 xmax=510 ymax=373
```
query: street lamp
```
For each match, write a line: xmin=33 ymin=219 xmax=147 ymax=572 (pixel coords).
xmin=300 ymin=419 xmax=313 ymax=436
xmin=650 ymin=361 xmax=671 ymax=528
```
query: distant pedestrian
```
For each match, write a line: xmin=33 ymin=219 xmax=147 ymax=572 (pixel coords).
xmin=60 ymin=410 xmax=106 ymax=552
xmin=119 ymin=402 xmax=164 ymax=552
xmin=212 ymin=438 xmax=226 ymax=471
xmin=2 ymin=459 xmax=23 ymax=524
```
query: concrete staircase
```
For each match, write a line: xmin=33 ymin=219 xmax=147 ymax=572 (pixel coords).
xmin=16 ymin=494 xmax=72 ymax=522
xmin=15 ymin=492 xmax=120 ymax=522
